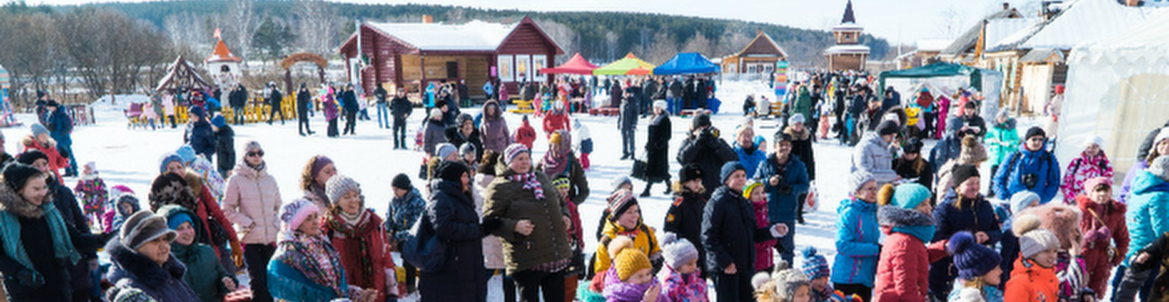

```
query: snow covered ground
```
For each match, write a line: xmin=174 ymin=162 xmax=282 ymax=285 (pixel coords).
xmin=25 ymin=79 xmax=1026 ymax=301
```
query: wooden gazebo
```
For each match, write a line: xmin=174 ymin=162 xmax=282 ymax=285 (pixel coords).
xmin=156 ymin=56 xmax=211 ymax=92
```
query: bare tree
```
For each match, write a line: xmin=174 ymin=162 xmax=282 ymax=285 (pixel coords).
xmin=938 ymin=7 xmax=967 ymax=39
xmin=534 ymin=19 xmax=577 ymax=63
xmin=294 ymin=0 xmax=341 ymax=56
xmin=164 ymin=12 xmax=208 ymax=53
xmin=604 ymin=31 xmax=619 ymax=61
xmin=0 ymin=13 xmax=58 ymax=104
xmin=680 ymin=32 xmax=714 ymax=56
xmin=224 ymin=0 xmax=259 ymax=64
xmin=634 ymin=31 xmax=677 ymax=65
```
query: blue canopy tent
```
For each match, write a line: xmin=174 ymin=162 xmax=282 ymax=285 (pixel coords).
xmin=653 ymin=52 xmax=720 ymax=75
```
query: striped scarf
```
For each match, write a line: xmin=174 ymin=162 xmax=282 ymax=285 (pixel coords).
xmin=324 ymin=209 xmax=377 ymax=286
xmin=508 ymin=172 xmax=544 ymax=200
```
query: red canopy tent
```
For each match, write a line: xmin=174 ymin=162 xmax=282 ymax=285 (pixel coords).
xmin=540 ymin=53 xmax=599 ymax=75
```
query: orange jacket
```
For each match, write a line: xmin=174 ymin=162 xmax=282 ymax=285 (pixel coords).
xmin=1003 ymin=257 xmax=1059 ymax=302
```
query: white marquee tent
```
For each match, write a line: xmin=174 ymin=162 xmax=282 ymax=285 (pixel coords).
xmin=1058 ymin=8 xmax=1169 ymax=177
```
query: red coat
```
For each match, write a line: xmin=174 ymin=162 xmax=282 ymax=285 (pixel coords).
xmin=21 ymin=136 xmax=68 ymax=181
xmin=515 ymin=120 xmax=537 ymax=149
xmin=1004 ymin=257 xmax=1059 ymax=302
xmin=323 ymin=210 xmax=394 ymax=302
xmin=542 ymin=112 xmax=570 ymax=137
xmin=1076 ymin=195 xmax=1129 ymax=295
xmin=195 ymin=183 xmax=241 ymax=260
xmin=872 ymin=229 xmax=947 ymax=302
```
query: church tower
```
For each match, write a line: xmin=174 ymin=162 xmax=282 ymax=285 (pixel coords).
xmin=825 ymin=0 xmax=870 ymax=71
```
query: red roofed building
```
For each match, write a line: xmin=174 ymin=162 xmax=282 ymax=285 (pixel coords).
xmin=205 ymin=38 xmax=243 ymax=88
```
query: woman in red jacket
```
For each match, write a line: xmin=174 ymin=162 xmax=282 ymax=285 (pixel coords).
xmin=1075 ymin=177 xmax=1129 ymax=299
xmin=322 ymin=175 xmax=398 ymax=302
xmin=872 ymin=183 xmax=948 ymax=302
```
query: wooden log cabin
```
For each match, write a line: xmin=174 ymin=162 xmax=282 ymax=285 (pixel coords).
xmin=338 ymin=16 xmax=563 ymax=103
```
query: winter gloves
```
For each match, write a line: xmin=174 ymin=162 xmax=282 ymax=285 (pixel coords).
xmin=16 ymin=269 xmax=44 ymax=288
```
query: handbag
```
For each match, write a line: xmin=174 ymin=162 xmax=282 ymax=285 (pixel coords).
xmin=401 ymin=212 xmax=447 ymax=273
xmin=1085 ymin=207 xmax=1118 ymax=259
xmin=630 ymin=152 xmax=648 ymax=180
xmin=207 ymin=216 xmax=230 ymax=247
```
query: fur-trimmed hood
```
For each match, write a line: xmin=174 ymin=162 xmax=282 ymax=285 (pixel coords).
xmin=784 ymin=125 xmax=811 ymax=141
xmin=877 ymin=205 xmax=933 ymax=228
xmin=0 ymin=175 xmax=52 ymax=218
xmin=20 ymin=135 xmax=55 ymax=150
xmin=106 ymin=237 xmax=187 ymax=289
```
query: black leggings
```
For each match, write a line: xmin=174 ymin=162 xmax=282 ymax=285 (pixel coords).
xmin=245 ymin=243 xmax=277 ymax=302
xmin=511 ymin=269 xmax=564 ymax=302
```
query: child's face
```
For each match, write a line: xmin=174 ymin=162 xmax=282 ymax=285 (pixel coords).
xmin=617 ymin=205 xmax=640 ymax=230
xmin=1033 ymin=249 xmax=1058 ymax=268
xmin=1090 ymin=187 xmax=1112 ymax=204
xmin=82 ymin=165 xmax=93 ymax=175
xmin=557 ymin=186 xmax=569 ymax=198
xmin=678 ymin=259 xmax=698 ymax=274
xmin=628 ymin=268 xmax=653 ymax=285
xmin=683 ymin=179 xmax=702 ymax=192
xmin=619 ymin=183 xmax=633 ymax=192
xmin=983 ymin=266 xmax=1003 ymax=286
xmin=748 ymin=188 xmax=765 ymax=202
xmin=810 ymin=276 xmax=828 ymax=292
xmin=792 ymin=285 xmax=811 ymax=302
xmin=120 ymin=203 xmax=134 ymax=215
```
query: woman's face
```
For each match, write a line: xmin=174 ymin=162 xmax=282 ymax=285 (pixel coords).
xmin=337 ymin=191 xmax=362 ymax=215
xmin=314 ymin=163 xmax=336 ymax=186
xmin=20 ymin=176 xmax=48 ymax=206
xmin=508 ymin=153 xmax=531 ymax=174
xmin=958 ymin=176 xmax=981 ymax=199
xmin=1084 ymin=144 xmax=1101 ymax=157
xmin=461 ymin=172 xmax=471 ymax=193
xmin=175 ymin=222 xmax=196 ymax=246
xmin=856 ymin=181 xmax=878 ymax=203
xmin=617 ymin=204 xmax=640 ymax=230
xmin=35 ymin=133 xmax=49 ymax=143
xmin=244 ymin=148 xmax=264 ymax=167
xmin=747 ymin=188 xmax=765 ymax=202
xmin=983 ymin=266 xmax=1003 ymax=286
xmin=31 ymin=159 xmax=50 ymax=174
xmin=298 ymin=212 xmax=321 ymax=236
xmin=914 ymin=200 xmax=933 ymax=214
xmin=1090 ymin=187 xmax=1112 ymax=204
xmin=136 ymin=237 xmax=172 ymax=266
xmin=165 ymin=161 xmax=185 ymax=176
xmin=461 ymin=119 xmax=474 ymax=134
xmin=1157 ymin=139 xmax=1169 ymax=157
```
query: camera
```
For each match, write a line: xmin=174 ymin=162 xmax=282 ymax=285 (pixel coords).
xmin=1022 ymin=173 xmax=1039 ymax=189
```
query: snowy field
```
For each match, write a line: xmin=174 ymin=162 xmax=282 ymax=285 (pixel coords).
xmin=25 ymin=80 xmax=1026 ymax=301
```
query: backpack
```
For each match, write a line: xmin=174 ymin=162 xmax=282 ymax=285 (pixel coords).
xmin=401 ymin=210 xmax=447 ymax=273
xmin=1003 ymin=151 xmax=1055 ymax=190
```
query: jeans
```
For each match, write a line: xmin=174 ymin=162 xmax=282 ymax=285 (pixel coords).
xmin=376 ymin=103 xmax=389 ymax=128
xmin=666 ymin=97 xmax=679 ymax=115
xmin=245 ymin=243 xmax=277 ymax=302
xmin=393 ymin=118 xmax=407 ymax=149
xmin=621 ymin=129 xmax=635 ymax=157
xmin=511 ymin=269 xmax=565 ymax=302
xmin=712 ymin=272 xmax=755 ymax=302
xmin=233 ymin=106 xmax=245 ymax=124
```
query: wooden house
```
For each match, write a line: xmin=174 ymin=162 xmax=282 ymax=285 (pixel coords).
xmin=824 ymin=0 xmax=870 ymax=71
xmin=720 ymin=30 xmax=787 ymax=75
xmin=338 ymin=16 xmax=563 ymax=100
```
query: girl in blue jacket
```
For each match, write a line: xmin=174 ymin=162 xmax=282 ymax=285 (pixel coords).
xmin=830 ymin=172 xmax=880 ymax=302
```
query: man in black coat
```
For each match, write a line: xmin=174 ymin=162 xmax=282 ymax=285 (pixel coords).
xmin=677 ymin=113 xmax=738 ymax=200
xmin=296 ymin=84 xmax=314 ymax=136
xmin=341 ymin=84 xmax=359 ymax=135
xmin=641 ymin=77 xmax=658 ymax=118
xmin=703 ymin=161 xmax=786 ymax=302
xmin=211 ymin=115 xmax=235 ymax=177
xmin=947 ymin=101 xmax=987 ymax=138
xmin=618 ymin=88 xmax=639 ymax=160
xmin=266 ymin=83 xmax=285 ymax=125
xmin=609 ymin=80 xmax=623 ymax=109
xmin=390 ymin=87 xmax=413 ymax=150
xmin=229 ymin=84 xmax=248 ymax=125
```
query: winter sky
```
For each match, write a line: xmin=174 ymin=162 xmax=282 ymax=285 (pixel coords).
xmin=37 ymin=0 xmax=1033 ymax=45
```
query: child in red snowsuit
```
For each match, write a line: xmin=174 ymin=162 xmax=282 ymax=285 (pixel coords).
xmin=515 ymin=115 xmax=537 ymax=149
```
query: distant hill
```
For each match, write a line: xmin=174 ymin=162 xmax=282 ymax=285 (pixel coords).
xmin=77 ymin=1 xmax=890 ymax=68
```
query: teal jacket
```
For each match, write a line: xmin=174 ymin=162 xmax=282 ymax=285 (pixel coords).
xmin=986 ymin=121 xmax=1019 ymax=167
xmin=1124 ymin=170 xmax=1169 ymax=266
xmin=830 ymin=196 xmax=880 ymax=287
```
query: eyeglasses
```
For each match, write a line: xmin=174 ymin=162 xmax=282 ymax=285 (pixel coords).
xmin=247 ymin=151 xmax=264 ymax=157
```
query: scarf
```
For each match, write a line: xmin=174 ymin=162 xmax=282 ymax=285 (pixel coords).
xmin=247 ymin=161 xmax=266 ymax=172
xmin=274 ymin=231 xmax=347 ymax=298
xmin=508 ymin=172 xmax=545 ymax=200
xmin=602 ymin=267 xmax=660 ymax=302
xmin=893 ymin=224 xmax=937 ymax=243
xmin=541 ymin=150 xmax=570 ymax=177
xmin=324 ymin=208 xmax=376 ymax=285
xmin=0 ymin=203 xmax=81 ymax=272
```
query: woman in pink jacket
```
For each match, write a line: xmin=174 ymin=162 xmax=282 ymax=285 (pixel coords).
xmin=221 ymin=141 xmax=283 ymax=302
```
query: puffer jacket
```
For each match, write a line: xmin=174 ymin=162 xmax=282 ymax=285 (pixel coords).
xmin=831 ymin=197 xmax=880 ymax=288
xmin=1061 ymin=152 xmax=1114 ymax=202
xmin=872 ymin=206 xmax=948 ymax=302
xmin=733 ymin=143 xmax=767 ymax=179
xmin=222 ymin=162 xmax=283 ymax=244
xmin=930 ymin=191 xmax=1002 ymax=297
xmin=479 ymin=100 xmax=511 ymax=153
xmin=421 ymin=180 xmax=488 ymax=301
xmin=1002 ymin=257 xmax=1059 ymax=302
xmin=993 ymin=145 xmax=1061 ymax=204
xmin=701 ymin=186 xmax=777 ymax=273
xmin=594 ymin=219 xmax=661 ymax=274
xmin=754 ymin=154 xmax=809 ymax=223
xmin=1123 ymin=170 xmax=1169 ymax=266
xmin=385 ymin=187 xmax=426 ymax=244
xmin=482 ymin=162 xmax=572 ymax=274
xmin=20 ymin=136 xmax=67 ymax=180
xmin=677 ymin=131 xmax=738 ymax=199
xmin=1075 ymin=194 xmax=1129 ymax=296
xmin=514 ymin=120 xmax=537 ymax=150
xmin=986 ymin=120 xmax=1019 ymax=167
xmin=422 ymin=118 xmax=447 ymax=155
xmin=851 ymin=132 xmax=899 ymax=184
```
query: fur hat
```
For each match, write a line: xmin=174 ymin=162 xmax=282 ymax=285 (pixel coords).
xmin=29 ymin=124 xmax=48 ymax=138
xmin=876 ymin=120 xmax=900 ymax=136
xmin=503 ymin=144 xmax=530 ymax=165
xmin=611 ymin=176 xmax=634 ymax=193
xmin=607 ymin=189 xmax=638 ymax=219
xmin=280 ymin=198 xmax=320 ymax=232
xmin=614 ymin=248 xmax=652 ymax=282
xmin=435 ymin=143 xmax=458 ymax=160
xmin=325 ymin=175 xmax=361 ymax=206
xmin=950 ymin=164 xmax=980 ymax=187
xmin=16 ymin=150 xmax=48 ymax=166
xmin=720 ymin=161 xmax=745 ymax=185
xmin=1019 ymin=203 xmax=1082 ymax=250
xmin=659 ymin=232 xmax=699 ymax=271
xmin=1009 ymin=191 xmax=1041 ymax=215
xmin=754 ymin=265 xmax=811 ymax=302
xmin=958 ymin=136 xmax=988 ymax=164
xmin=148 ymin=173 xmax=198 ymax=212
xmin=949 ymin=231 xmax=1002 ymax=280
xmin=789 ymin=113 xmax=806 ymax=125
xmin=120 ymin=210 xmax=178 ymax=250
xmin=800 ymin=246 xmax=830 ymax=280
xmin=679 ymin=164 xmax=703 ymax=184
xmin=1149 ymin=156 xmax=1169 ymax=182
xmin=434 ymin=160 xmax=469 ymax=183
xmin=429 ymin=108 xmax=443 ymax=120
xmin=391 ymin=173 xmax=412 ymax=190
xmin=2 ymin=163 xmax=42 ymax=192
xmin=1025 ymin=127 xmax=1046 ymax=140
xmin=1013 ymin=214 xmax=1059 ymax=259
xmin=848 ymin=171 xmax=876 ymax=195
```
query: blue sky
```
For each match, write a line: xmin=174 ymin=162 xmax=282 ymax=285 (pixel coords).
xmin=34 ymin=0 xmax=1029 ymax=44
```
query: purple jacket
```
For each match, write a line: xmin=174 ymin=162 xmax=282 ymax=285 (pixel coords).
xmin=322 ymin=92 xmax=339 ymax=121
xmin=603 ymin=268 xmax=667 ymax=302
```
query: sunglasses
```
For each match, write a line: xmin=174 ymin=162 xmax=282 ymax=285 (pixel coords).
xmin=247 ymin=151 xmax=265 ymax=157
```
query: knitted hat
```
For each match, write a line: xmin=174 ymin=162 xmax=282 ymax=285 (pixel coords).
xmin=503 ymin=144 xmax=530 ymax=165
xmin=434 ymin=160 xmax=469 ymax=183
xmin=1025 ymin=127 xmax=1046 ymax=140
xmin=679 ymin=164 xmax=703 ymax=183
xmin=84 ymin=161 xmax=96 ymax=173
xmin=607 ymin=190 xmax=638 ymax=219
xmin=553 ymin=177 xmax=570 ymax=189
xmin=692 ymin=113 xmax=712 ymax=130
xmin=435 ymin=143 xmax=458 ymax=160
xmin=950 ymin=164 xmax=980 ymax=187
xmin=30 ymin=124 xmax=48 ymax=137
xmin=459 ymin=143 xmax=477 ymax=157
xmin=310 ymin=155 xmax=333 ymax=179
xmin=848 ymin=171 xmax=876 ymax=195
xmin=720 ymin=161 xmax=745 ymax=185
xmin=110 ymin=185 xmax=135 ymax=198
xmin=892 ymin=183 xmax=931 ymax=210
xmin=1013 ymin=214 xmax=1059 ymax=259
xmin=611 ymin=176 xmax=634 ymax=193
xmin=800 ymin=246 xmax=830 ymax=280
xmin=904 ymin=138 xmax=924 ymax=154
xmin=789 ymin=113 xmax=806 ymax=125
xmin=1009 ymin=191 xmax=1041 ymax=215
xmin=16 ymin=150 xmax=48 ymax=166
xmin=280 ymin=198 xmax=320 ymax=232
xmin=391 ymin=173 xmax=412 ymax=190
xmin=659 ymin=232 xmax=699 ymax=270
xmin=1155 ymin=128 xmax=1169 ymax=146
xmin=958 ymin=136 xmax=988 ymax=164
xmin=1149 ymin=156 xmax=1169 ymax=182
xmin=210 ymin=114 xmax=226 ymax=128
xmin=325 ymin=175 xmax=361 ymax=205
xmin=653 ymin=100 xmax=668 ymax=111
xmin=429 ymin=108 xmax=443 ymax=119
xmin=614 ymin=248 xmax=652 ymax=282
xmin=742 ymin=180 xmax=765 ymax=199
xmin=1083 ymin=177 xmax=1112 ymax=193
xmin=166 ymin=211 xmax=193 ymax=230
xmin=120 ymin=210 xmax=178 ymax=250
xmin=949 ymin=231 xmax=1002 ymax=280
xmin=456 ymin=113 xmax=473 ymax=126
xmin=550 ymin=132 xmax=563 ymax=146
xmin=188 ymin=106 xmax=205 ymax=119
xmin=2 ymin=163 xmax=42 ymax=192
xmin=175 ymin=145 xmax=196 ymax=164
xmin=876 ymin=120 xmax=899 ymax=136
xmin=1082 ymin=136 xmax=1104 ymax=150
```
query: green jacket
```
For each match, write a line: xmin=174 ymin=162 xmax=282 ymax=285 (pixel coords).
xmin=483 ymin=162 xmax=572 ymax=274
xmin=986 ymin=120 xmax=1020 ymax=167
xmin=159 ymin=205 xmax=234 ymax=302
xmin=792 ymin=86 xmax=814 ymax=118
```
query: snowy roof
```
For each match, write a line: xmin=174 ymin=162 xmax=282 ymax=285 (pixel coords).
xmin=824 ymin=45 xmax=871 ymax=55
xmin=940 ymin=8 xmax=1022 ymax=56
xmin=1020 ymin=0 xmax=1159 ymax=49
xmin=915 ymin=39 xmax=953 ymax=52
xmin=1020 ymin=48 xmax=1065 ymax=63
xmin=1073 ymin=8 xmax=1169 ymax=64
xmin=833 ymin=23 xmax=864 ymax=31
xmin=365 ymin=20 xmax=516 ymax=51
xmin=205 ymin=39 xmax=242 ymax=63
xmin=984 ymin=18 xmax=1041 ymax=50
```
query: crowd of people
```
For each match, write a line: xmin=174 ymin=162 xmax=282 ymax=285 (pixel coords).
xmin=3 ymin=72 xmax=1169 ymax=302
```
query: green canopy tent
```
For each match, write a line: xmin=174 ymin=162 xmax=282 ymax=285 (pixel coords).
xmin=878 ymin=62 xmax=1003 ymax=118
xmin=593 ymin=53 xmax=656 ymax=75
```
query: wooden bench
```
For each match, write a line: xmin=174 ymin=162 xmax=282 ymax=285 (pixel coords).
xmin=509 ymin=100 xmax=534 ymax=114
xmin=679 ymin=109 xmax=710 ymax=117
xmin=589 ymin=107 xmax=620 ymax=116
